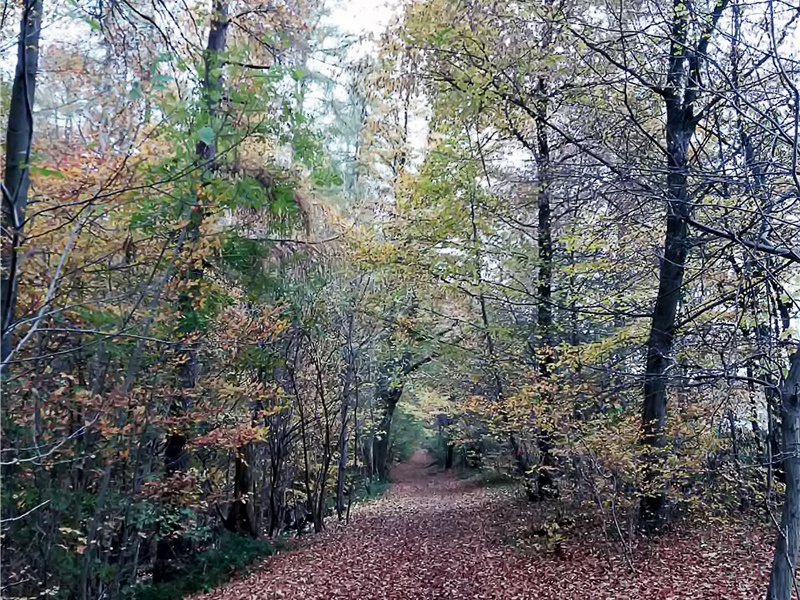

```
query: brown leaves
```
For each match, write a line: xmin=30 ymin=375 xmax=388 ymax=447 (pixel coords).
xmin=189 ymin=451 xmax=772 ymax=600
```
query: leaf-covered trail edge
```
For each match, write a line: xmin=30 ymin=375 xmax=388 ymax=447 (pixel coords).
xmin=192 ymin=451 xmax=773 ymax=599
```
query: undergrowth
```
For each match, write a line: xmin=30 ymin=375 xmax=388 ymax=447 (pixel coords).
xmin=126 ymin=480 xmax=393 ymax=600
xmin=456 ymin=467 xmax=517 ymax=488
xmin=123 ymin=534 xmax=283 ymax=600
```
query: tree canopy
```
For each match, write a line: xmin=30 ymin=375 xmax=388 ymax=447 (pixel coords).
xmin=1 ymin=0 xmax=799 ymax=598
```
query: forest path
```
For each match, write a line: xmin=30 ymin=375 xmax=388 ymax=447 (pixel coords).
xmin=193 ymin=450 xmax=537 ymax=599
xmin=193 ymin=450 xmax=770 ymax=600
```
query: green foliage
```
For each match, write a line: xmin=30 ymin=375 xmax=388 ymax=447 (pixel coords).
xmin=5 ymin=0 xmax=799 ymax=598
xmin=350 ymin=479 xmax=392 ymax=502
xmin=220 ymin=235 xmax=268 ymax=275
xmin=465 ymin=469 xmax=518 ymax=488
xmin=389 ymin=405 xmax=433 ymax=462
xmin=123 ymin=535 xmax=281 ymax=600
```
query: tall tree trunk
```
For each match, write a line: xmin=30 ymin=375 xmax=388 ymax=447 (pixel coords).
xmin=266 ymin=440 xmax=284 ymax=537
xmin=163 ymin=0 xmax=229 ymax=478
xmin=534 ymin=85 xmax=553 ymax=355
xmin=467 ymin=191 xmax=532 ymax=492
xmin=638 ymin=0 xmax=730 ymax=529
xmin=155 ymin=0 xmax=229 ymax=581
xmin=639 ymin=97 xmax=692 ymax=528
xmin=1 ymin=0 xmax=43 ymax=371
xmin=286 ymin=339 xmax=314 ymax=530
xmin=767 ymin=345 xmax=800 ymax=600
xmin=372 ymin=353 xmax=430 ymax=479
xmin=534 ymin=72 xmax=558 ymax=500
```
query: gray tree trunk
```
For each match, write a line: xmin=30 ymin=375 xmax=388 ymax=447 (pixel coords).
xmin=335 ymin=401 xmax=349 ymax=518
xmin=639 ymin=0 xmax=729 ymax=530
xmin=336 ymin=315 xmax=355 ymax=519
xmin=1 ymin=0 xmax=43 ymax=370
xmin=767 ymin=345 xmax=800 ymax=600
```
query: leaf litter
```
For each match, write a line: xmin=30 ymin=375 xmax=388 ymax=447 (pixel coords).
xmin=191 ymin=451 xmax=772 ymax=599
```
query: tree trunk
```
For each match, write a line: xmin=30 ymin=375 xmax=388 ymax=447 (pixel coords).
xmin=335 ymin=400 xmax=350 ymax=519
xmin=534 ymin=73 xmax=558 ymax=500
xmin=155 ymin=0 xmax=228 ymax=581
xmin=766 ymin=345 xmax=800 ymax=600
xmin=162 ymin=0 xmax=229 ymax=474
xmin=336 ymin=317 xmax=355 ymax=519
xmin=362 ymin=432 xmax=374 ymax=483
xmin=1 ymin=0 xmax=43 ymax=370
xmin=534 ymin=81 xmax=553 ymax=356
xmin=374 ymin=387 xmax=402 ymax=481
xmin=444 ymin=441 xmax=454 ymax=470
xmin=639 ymin=0 xmax=712 ymax=529
xmin=372 ymin=353 xmax=430 ymax=479
xmin=639 ymin=151 xmax=690 ymax=530
xmin=225 ymin=443 xmax=257 ymax=537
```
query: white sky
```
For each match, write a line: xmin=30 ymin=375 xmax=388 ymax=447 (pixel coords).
xmin=325 ymin=0 xmax=397 ymax=39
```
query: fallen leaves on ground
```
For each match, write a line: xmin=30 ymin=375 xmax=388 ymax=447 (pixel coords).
xmin=191 ymin=451 xmax=773 ymax=599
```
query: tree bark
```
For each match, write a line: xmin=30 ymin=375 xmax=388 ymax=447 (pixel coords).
xmin=336 ymin=315 xmax=355 ymax=519
xmin=1 ymin=0 xmax=43 ymax=370
xmin=224 ymin=443 xmax=257 ymax=537
xmin=335 ymin=400 xmax=349 ymax=518
xmin=639 ymin=97 xmax=692 ymax=528
xmin=533 ymin=72 xmax=558 ymax=500
xmin=374 ymin=386 xmax=402 ymax=481
xmin=372 ymin=353 xmax=430 ymax=479
xmin=766 ymin=345 xmax=800 ymax=600
xmin=163 ymin=0 xmax=229 ymax=477
xmin=155 ymin=0 xmax=229 ymax=581
xmin=639 ymin=0 xmax=729 ymax=529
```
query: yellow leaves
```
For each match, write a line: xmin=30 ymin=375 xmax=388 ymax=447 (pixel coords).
xmin=57 ymin=527 xmax=88 ymax=556
xmin=257 ymin=404 xmax=286 ymax=420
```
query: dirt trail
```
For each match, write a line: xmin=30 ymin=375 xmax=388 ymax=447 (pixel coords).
xmin=194 ymin=451 xmax=536 ymax=599
xmin=193 ymin=450 xmax=771 ymax=599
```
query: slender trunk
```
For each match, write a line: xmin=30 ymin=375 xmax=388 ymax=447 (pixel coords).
xmin=155 ymin=0 xmax=229 ymax=581
xmin=467 ymin=192 xmax=532 ymax=492
xmin=288 ymin=348 xmax=313 ymax=523
xmin=639 ymin=0 xmax=704 ymax=529
xmin=534 ymin=73 xmax=558 ymax=500
xmin=313 ymin=353 xmax=333 ymax=532
xmin=336 ymin=317 xmax=355 ymax=519
xmin=372 ymin=353 xmax=430 ymax=479
xmin=351 ymin=362 xmax=361 ymax=477
xmin=534 ymin=78 xmax=553 ymax=356
xmin=639 ymin=118 xmax=692 ymax=530
xmin=1 ymin=0 xmax=43 ymax=370
xmin=335 ymin=400 xmax=350 ymax=519
xmin=445 ymin=441 xmax=454 ymax=470
xmin=267 ymin=447 xmax=282 ymax=536
xmin=363 ymin=430 xmax=374 ymax=484
xmin=81 ymin=338 xmax=157 ymax=598
xmin=767 ymin=345 xmax=800 ymax=600
xmin=163 ymin=0 xmax=229 ymax=477
xmin=80 ymin=461 xmax=112 ymax=600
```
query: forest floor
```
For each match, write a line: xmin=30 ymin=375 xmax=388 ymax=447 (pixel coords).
xmin=192 ymin=451 xmax=774 ymax=599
